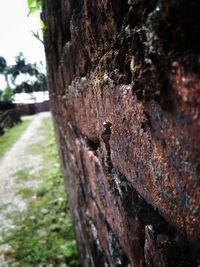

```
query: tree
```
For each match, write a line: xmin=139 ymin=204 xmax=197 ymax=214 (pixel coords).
xmin=0 ymin=57 xmax=7 ymax=73
xmin=0 ymin=53 xmax=47 ymax=94
xmin=0 ymin=56 xmax=11 ymax=89
xmin=0 ymin=89 xmax=3 ymax=100
xmin=1 ymin=88 xmax=13 ymax=101
xmin=8 ymin=53 xmax=39 ymax=85
xmin=14 ymin=81 xmax=33 ymax=93
xmin=11 ymin=53 xmax=47 ymax=93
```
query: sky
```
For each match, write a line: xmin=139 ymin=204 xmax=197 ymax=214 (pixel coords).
xmin=0 ymin=0 xmax=46 ymax=89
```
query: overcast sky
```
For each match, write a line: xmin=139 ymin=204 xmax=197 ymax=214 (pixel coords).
xmin=0 ymin=0 xmax=46 ymax=88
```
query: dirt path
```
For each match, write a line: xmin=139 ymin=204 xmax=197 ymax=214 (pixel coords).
xmin=0 ymin=112 xmax=51 ymax=266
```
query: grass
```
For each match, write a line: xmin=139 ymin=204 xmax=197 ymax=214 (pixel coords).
xmin=17 ymin=188 xmax=34 ymax=198
xmin=1 ymin=117 xmax=80 ymax=267
xmin=14 ymin=167 xmax=32 ymax=182
xmin=0 ymin=120 xmax=31 ymax=159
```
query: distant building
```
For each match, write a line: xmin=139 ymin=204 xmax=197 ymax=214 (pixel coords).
xmin=12 ymin=91 xmax=50 ymax=114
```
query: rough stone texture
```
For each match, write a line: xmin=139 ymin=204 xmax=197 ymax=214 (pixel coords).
xmin=43 ymin=0 xmax=200 ymax=266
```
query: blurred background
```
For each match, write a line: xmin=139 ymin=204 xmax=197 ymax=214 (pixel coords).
xmin=0 ymin=1 xmax=79 ymax=266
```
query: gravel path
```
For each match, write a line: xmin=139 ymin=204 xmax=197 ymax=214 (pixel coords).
xmin=0 ymin=112 xmax=51 ymax=266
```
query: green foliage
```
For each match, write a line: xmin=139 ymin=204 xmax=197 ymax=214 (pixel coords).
xmin=14 ymin=81 xmax=33 ymax=93
xmin=8 ymin=53 xmax=39 ymax=84
xmin=40 ymin=19 xmax=46 ymax=31
xmin=0 ymin=57 xmax=11 ymax=89
xmin=0 ymin=56 xmax=7 ymax=74
xmin=11 ymin=53 xmax=47 ymax=92
xmin=0 ymin=2 xmax=47 ymax=93
xmin=27 ymin=0 xmax=46 ymax=41
xmin=17 ymin=187 xmax=34 ymax=198
xmin=0 ymin=53 xmax=47 ymax=93
xmin=0 ymin=88 xmax=14 ymax=100
xmin=27 ymin=0 xmax=43 ymax=14
xmin=1 ymin=117 xmax=80 ymax=267
xmin=0 ymin=119 xmax=31 ymax=159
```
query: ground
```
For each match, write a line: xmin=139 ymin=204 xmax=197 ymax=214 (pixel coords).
xmin=0 ymin=112 xmax=50 ymax=266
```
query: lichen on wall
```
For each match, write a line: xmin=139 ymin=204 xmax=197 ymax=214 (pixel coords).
xmin=43 ymin=0 xmax=200 ymax=266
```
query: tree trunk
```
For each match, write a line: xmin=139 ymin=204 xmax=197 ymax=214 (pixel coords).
xmin=4 ymin=74 xmax=10 ymax=89
xmin=43 ymin=1 xmax=200 ymax=266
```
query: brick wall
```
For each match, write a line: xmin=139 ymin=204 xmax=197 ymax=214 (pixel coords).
xmin=43 ymin=1 xmax=200 ymax=266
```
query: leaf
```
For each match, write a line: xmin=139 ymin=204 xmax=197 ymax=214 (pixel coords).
xmin=40 ymin=19 xmax=47 ymax=32
xmin=27 ymin=0 xmax=43 ymax=14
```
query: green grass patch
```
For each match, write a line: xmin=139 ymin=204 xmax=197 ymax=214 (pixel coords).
xmin=0 ymin=120 xmax=31 ymax=159
xmin=17 ymin=187 xmax=34 ymax=198
xmin=1 ymin=117 xmax=80 ymax=267
xmin=14 ymin=167 xmax=32 ymax=182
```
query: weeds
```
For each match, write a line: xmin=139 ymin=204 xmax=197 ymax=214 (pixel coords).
xmin=14 ymin=167 xmax=32 ymax=182
xmin=0 ymin=120 xmax=31 ymax=159
xmin=1 ymin=117 xmax=80 ymax=267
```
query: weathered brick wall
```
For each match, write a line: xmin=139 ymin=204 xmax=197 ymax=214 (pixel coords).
xmin=43 ymin=0 xmax=200 ymax=266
